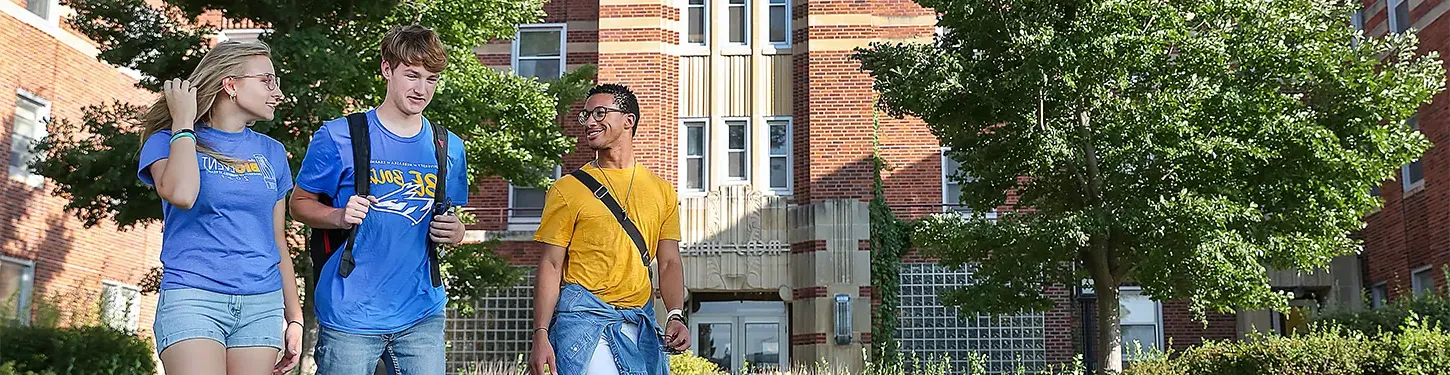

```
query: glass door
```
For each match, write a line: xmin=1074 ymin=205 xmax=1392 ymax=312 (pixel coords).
xmin=694 ymin=318 xmax=735 ymax=374
xmin=690 ymin=301 xmax=789 ymax=374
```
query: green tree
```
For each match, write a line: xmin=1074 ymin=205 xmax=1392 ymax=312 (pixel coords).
xmin=855 ymin=0 xmax=1444 ymax=372
xmin=30 ymin=0 xmax=591 ymax=372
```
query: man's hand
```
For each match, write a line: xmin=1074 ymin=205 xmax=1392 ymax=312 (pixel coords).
xmin=430 ymin=213 xmax=465 ymax=244
xmin=665 ymin=319 xmax=691 ymax=351
xmin=341 ymin=195 xmax=377 ymax=227
xmin=528 ymin=331 xmax=558 ymax=375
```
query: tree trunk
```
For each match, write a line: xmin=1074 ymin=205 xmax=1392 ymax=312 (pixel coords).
xmin=1094 ymin=280 xmax=1123 ymax=374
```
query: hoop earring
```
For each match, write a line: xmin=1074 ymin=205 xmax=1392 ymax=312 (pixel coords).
xmin=229 ymin=92 xmax=237 ymax=103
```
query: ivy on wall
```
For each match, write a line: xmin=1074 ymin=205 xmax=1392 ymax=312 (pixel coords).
xmin=869 ymin=105 xmax=912 ymax=361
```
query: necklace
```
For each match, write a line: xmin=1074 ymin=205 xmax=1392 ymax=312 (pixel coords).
xmin=593 ymin=159 xmax=637 ymax=214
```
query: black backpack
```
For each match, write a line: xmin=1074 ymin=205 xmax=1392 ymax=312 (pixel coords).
xmin=306 ymin=112 xmax=451 ymax=288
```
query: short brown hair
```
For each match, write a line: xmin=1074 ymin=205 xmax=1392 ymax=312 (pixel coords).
xmin=380 ymin=25 xmax=448 ymax=73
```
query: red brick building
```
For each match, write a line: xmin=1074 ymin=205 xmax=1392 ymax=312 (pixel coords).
xmin=1 ymin=0 xmax=161 ymax=333
xmin=1358 ymin=0 xmax=1450 ymax=306
xmin=449 ymin=0 xmax=1312 ymax=373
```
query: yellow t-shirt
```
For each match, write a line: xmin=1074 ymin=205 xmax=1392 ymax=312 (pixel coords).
xmin=534 ymin=163 xmax=681 ymax=308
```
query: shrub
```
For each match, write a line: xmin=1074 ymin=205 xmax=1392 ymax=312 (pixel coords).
xmin=1122 ymin=317 xmax=1450 ymax=375
xmin=0 ymin=325 xmax=154 ymax=375
xmin=669 ymin=351 xmax=724 ymax=375
xmin=1315 ymin=294 xmax=1450 ymax=337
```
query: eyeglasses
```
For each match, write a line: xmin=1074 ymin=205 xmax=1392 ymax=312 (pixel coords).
xmin=228 ymin=73 xmax=280 ymax=91
xmin=577 ymin=106 xmax=628 ymax=125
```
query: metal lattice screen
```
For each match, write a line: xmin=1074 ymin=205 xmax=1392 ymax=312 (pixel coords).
xmin=896 ymin=263 xmax=1047 ymax=373
xmin=445 ymin=272 xmax=534 ymax=373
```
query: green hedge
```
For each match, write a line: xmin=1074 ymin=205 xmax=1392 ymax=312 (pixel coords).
xmin=0 ymin=325 xmax=154 ymax=375
xmin=1315 ymin=294 xmax=1450 ymax=337
xmin=1122 ymin=318 xmax=1450 ymax=375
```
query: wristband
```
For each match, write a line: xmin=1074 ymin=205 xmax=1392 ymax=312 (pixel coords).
xmin=170 ymin=129 xmax=196 ymax=143
xmin=532 ymin=327 xmax=549 ymax=335
xmin=287 ymin=320 xmax=303 ymax=329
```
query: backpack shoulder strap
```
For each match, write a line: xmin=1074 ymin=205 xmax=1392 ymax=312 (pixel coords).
xmin=569 ymin=169 xmax=651 ymax=268
xmin=432 ymin=123 xmax=449 ymax=206
xmin=338 ymin=112 xmax=371 ymax=278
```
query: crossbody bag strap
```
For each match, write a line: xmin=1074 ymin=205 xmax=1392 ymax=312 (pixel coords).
xmin=569 ymin=169 xmax=651 ymax=268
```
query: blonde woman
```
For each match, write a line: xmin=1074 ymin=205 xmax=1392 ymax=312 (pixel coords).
xmin=137 ymin=40 xmax=302 ymax=375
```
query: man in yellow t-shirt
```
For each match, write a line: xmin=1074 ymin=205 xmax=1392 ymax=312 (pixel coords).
xmin=528 ymin=84 xmax=690 ymax=375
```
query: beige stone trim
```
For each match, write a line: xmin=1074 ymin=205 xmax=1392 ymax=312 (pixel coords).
xmin=797 ymin=14 xmax=936 ymax=31
xmin=2 ymin=1 xmax=141 ymax=80
xmin=567 ymin=20 xmax=599 ymax=31
xmin=474 ymin=42 xmax=599 ymax=56
xmin=599 ymin=17 xmax=664 ymax=29
xmin=599 ymin=41 xmax=675 ymax=54
xmin=600 ymin=0 xmax=667 ymax=5
xmin=1414 ymin=0 xmax=1448 ymax=31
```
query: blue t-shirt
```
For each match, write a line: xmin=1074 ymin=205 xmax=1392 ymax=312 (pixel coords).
xmin=297 ymin=109 xmax=468 ymax=334
xmin=138 ymin=126 xmax=293 ymax=295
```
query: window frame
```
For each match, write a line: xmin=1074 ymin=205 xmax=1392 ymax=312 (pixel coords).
xmin=940 ymin=148 xmax=997 ymax=219
xmin=100 ymin=280 xmax=142 ymax=332
xmin=507 ymin=166 xmax=562 ymax=230
xmin=0 ymin=256 xmax=35 ymax=325
xmin=680 ymin=118 xmax=711 ymax=195
xmin=511 ymin=24 xmax=568 ymax=81
xmin=1412 ymin=265 xmax=1435 ymax=298
xmin=1402 ymin=115 xmax=1423 ymax=192
xmin=1370 ymin=281 xmax=1389 ymax=309
xmin=1387 ymin=0 xmax=1411 ymax=34
xmin=764 ymin=0 xmax=791 ymax=52
xmin=10 ymin=90 xmax=51 ymax=187
xmin=1118 ymin=287 xmax=1164 ymax=362
xmin=682 ymin=0 xmax=711 ymax=50
xmin=723 ymin=0 xmax=751 ymax=51
xmin=23 ymin=0 xmax=60 ymax=26
xmin=763 ymin=117 xmax=791 ymax=195
xmin=722 ymin=118 xmax=751 ymax=183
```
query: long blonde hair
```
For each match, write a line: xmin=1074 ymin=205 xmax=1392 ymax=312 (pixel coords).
xmin=138 ymin=40 xmax=272 ymax=162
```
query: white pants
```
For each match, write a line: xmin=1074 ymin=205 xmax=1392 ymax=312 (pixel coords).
xmin=585 ymin=322 xmax=640 ymax=375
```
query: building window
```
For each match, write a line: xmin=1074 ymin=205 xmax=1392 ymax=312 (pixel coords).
xmin=25 ymin=0 xmax=54 ymax=21
xmin=513 ymin=25 xmax=566 ymax=81
xmin=1120 ymin=289 xmax=1162 ymax=362
xmin=682 ymin=119 xmax=709 ymax=192
xmin=509 ymin=166 xmax=561 ymax=228
xmin=941 ymin=148 xmax=996 ymax=218
xmin=1370 ymin=282 xmax=1388 ymax=309
xmin=766 ymin=118 xmax=790 ymax=193
xmin=10 ymin=92 xmax=50 ymax=187
xmin=686 ymin=0 xmax=708 ymax=46
xmin=1 ymin=257 xmax=34 ymax=324
xmin=1403 ymin=115 xmax=1423 ymax=192
xmin=727 ymin=0 xmax=749 ymax=46
xmin=101 ymin=281 xmax=141 ymax=332
xmin=896 ymin=263 xmax=1047 ymax=372
xmin=1412 ymin=266 xmax=1435 ymax=298
xmin=767 ymin=0 xmax=789 ymax=47
xmin=1350 ymin=7 xmax=1365 ymax=46
xmin=1388 ymin=0 xmax=1411 ymax=34
xmin=725 ymin=119 xmax=749 ymax=181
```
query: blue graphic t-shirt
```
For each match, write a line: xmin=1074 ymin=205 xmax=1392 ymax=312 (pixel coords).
xmin=296 ymin=109 xmax=468 ymax=334
xmin=138 ymin=126 xmax=293 ymax=295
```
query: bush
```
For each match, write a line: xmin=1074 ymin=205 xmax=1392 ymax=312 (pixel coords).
xmin=0 ymin=362 xmax=53 ymax=375
xmin=1315 ymin=294 xmax=1450 ymax=337
xmin=669 ymin=351 xmax=724 ymax=375
xmin=0 ymin=325 xmax=154 ymax=375
xmin=1122 ymin=317 xmax=1450 ymax=375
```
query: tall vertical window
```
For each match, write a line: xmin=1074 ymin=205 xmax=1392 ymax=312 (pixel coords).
xmin=101 ymin=281 xmax=141 ymax=332
xmin=768 ymin=0 xmax=789 ymax=47
xmin=1351 ymin=7 xmax=1365 ymax=46
xmin=1403 ymin=115 xmax=1423 ymax=192
xmin=25 ymin=0 xmax=54 ymax=21
xmin=726 ymin=119 xmax=749 ymax=181
xmin=683 ymin=120 xmax=709 ymax=192
xmin=1120 ymin=289 xmax=1162 ymax=362
xmin=728 ymin=0 xmax=749 ymax=46
xmin=942 ymin=149 xmax=964 ymax=213
xmin=1371 ymin=282 xmax=1388 ymax=309
xmin=509 ymin=167 xmax=561 ymax=227
xmin=1388 ymin=0 xmax=1411 ymax=34
xmin=686 ymin=0 xmax=708 ymax=46
xmin=513 ymin=25 xmax=566 ymax=81
xmin=767 ymin=119 xmax=790 ymax=192
xmin=1 ymin=257 xmax=34 ymax=324
xmin=1413 ymin=266 xmax=1435 ymax=298
xmin=10 ymin=93 xmax=50 ymax=187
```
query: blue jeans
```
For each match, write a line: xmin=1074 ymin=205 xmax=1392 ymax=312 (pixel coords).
xmin=314 ymin=312 xmax=446 ymax=375
xmin=550 ymin=284 xmax=666 ymax=375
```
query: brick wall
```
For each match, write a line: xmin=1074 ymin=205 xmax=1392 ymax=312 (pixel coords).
xmin=1 ymin=10 xmax=163 ymax=332
xmin=1358 ymin=0 xmax=1450 ymax=302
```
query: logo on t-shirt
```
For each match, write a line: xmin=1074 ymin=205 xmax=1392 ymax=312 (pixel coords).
xmin=200 ymin=154 xmax=278 ymax=190
xmin=369 ymin=161 xmax=439 ymax=226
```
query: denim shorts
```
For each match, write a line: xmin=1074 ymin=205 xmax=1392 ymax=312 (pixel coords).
xmin=152 ymin=287 xmax=284 ymax=354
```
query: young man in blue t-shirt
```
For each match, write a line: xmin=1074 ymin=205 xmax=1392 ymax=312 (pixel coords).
xmin=290 ymin=25 xmax=468 ymax=375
